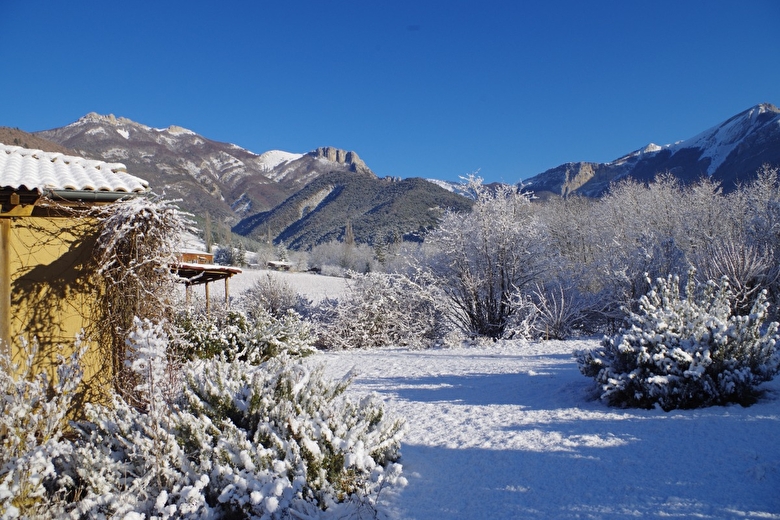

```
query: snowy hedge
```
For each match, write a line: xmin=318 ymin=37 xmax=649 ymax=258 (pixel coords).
xmin=576 ymin=272 xmax=780 ymax=410
xmin=0 ymin=341 xmax=83 ymax=519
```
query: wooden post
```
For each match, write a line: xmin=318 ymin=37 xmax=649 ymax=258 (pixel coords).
xmin=205 ymin=282 xmax=210 ymax=315
xmin=225 ymin=277 xmax=230 ymax=307
xmin=0 ymin=219 xmax=9 ymax=356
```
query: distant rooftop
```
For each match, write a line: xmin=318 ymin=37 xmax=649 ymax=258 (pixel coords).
xmin=0 ymin=143 xmax=149 ymax=194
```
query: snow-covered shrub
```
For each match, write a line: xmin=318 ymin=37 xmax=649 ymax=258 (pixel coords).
xmin=0 ymin=340 xmax=83 ymax=519
xmin=176 ymin=307 xmax=314 ymax=364
xmin=59 ymin=354 xmax=405 ymax=519
xmin=63 ymin=394 xmax=209 ymax=519
xmin=576 ymin=271 xmax=780 ymax=410
xmin=528 ymin=283 xmax=592 ymax=340
xmin=57 ymin=318 xmax=205 ymax=518
xmin=501 ymin=292 xmax=539 ymax=340
xmin=694 ymin=239 xmax=777 ymax=315
xmin=239 ymin=273 xmax=312 ymax=319
xmin=178 ymin=355 xmax=406 ymax=517
xmin=315 ymin=271 xmax=443 ymax=349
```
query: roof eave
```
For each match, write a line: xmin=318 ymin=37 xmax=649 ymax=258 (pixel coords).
xmin=46 ymin=188 xmax=150 ymax=203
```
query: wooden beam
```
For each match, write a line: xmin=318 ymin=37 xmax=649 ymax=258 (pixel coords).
xmin=0 ymin=219 xmax=10 ymax=356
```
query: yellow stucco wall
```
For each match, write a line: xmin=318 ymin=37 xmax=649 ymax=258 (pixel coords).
xmin=3 ymin=214 xmax=111 ymax=405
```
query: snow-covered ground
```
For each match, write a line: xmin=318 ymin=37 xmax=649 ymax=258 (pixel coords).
xmin=186 ymin=268 xmax=348 ymax=304
xmin=195 ymin=269 xmax=780 ymax=518
xmin=310 ymin=340 xmax=780 ymax=519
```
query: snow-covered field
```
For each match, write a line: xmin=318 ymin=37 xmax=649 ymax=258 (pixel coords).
xmin=214 ymin=269 xmax=780 ymax=518
xmin=187 ymin=268 xmax=348 ymax=304
xmin=312 ymin=341 xmax=780 ymax=519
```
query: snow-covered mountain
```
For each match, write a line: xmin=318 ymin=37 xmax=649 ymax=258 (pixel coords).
xmin=28 ymin=113 xmax=467 ymax=249
xmin=34 ymin=113 xmax=375 ymax=221
xmin=523 ymin=103 xmax=780 ymax=197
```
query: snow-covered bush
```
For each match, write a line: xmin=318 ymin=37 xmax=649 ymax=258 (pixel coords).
xmin=0 ymin=340 xmax=83 ymax=519
xmin=694 ymin=239 xmax=777 ymax=315
xmin=59 ymin=354 xmax=405 ymax=519
xmin=239 ymin=273 xmax=312 ymax=319
xmin=176 ymin=307 xmax=314 ymax=364
xmin=315 ymin=271 xmax=443 ymax=349
xmin=53 ymin=318 xmax=207 ymax=518
xmin=576 ymin=271 xmax=780 ymax=410
xmin=4 ymin=318 xmax=406 ymax=518
xmin=528 ymin=283 xmax=592 ymax=340
xmin=178 ymin=355 xmax=406 ymax=517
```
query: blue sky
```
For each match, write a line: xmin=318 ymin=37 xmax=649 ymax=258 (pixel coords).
xmin=2 ymin=1 xmax=778 ymax=184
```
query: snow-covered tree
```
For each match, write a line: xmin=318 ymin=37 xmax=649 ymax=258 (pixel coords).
xmin=421 ymin=176 xmax=544 ymax=338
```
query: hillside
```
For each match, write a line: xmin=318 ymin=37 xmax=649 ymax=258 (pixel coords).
xmin=0 ymin=127 xmax=77 ymax=155
xmin=33 ymin=114 xmax=375 ymax=222
xmin=234 ymin=171 xmax=473 ymax=250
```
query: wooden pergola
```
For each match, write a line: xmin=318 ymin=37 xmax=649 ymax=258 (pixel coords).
xmin=172 ymin=262 xmax=242 ymax=312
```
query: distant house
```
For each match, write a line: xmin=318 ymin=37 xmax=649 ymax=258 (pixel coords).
xmin=267 ymin=260 xmax=295 ymax=271
xmin=0 ymin=143 xmax=149 ymax=401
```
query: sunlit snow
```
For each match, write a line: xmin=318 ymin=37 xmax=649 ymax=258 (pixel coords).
xmin=208 ymin=269 xmax=780 ymax=519
xmin=257 ymin=150 xmax=304 ymax=172
xmin=178 ymin=269 xmax=780 ymax=520
xmin=312 ymin=340 xmax=780 ymax=519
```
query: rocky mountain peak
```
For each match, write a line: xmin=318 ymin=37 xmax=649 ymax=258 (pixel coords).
xmin=309 ymin=146 xmax=373 ymax=175
xmin=78 ymin=112 xmax=134 ymax=126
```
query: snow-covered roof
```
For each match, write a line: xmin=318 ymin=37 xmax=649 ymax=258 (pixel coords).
xmin=0 ymin=143 xmax=149 ymax=193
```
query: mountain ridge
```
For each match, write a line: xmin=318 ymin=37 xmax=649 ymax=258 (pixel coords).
xmin=3 ymin=103 xmax=778 ymax=251
xmin=33 ymin=113 xmax=375 ymax=222
xmin=522 ymin=103 xmax=780 ymax=197
xmin=24 ymin=113 xmax=470 ymax=251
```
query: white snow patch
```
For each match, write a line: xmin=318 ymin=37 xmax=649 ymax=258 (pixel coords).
xmin=85 ymin=127 xmax=107 ymax=136
xmin=305 ymin=339 xmax=780 ymax=519
xmin=161 ymin=125 xmax=196 ymax=136
xmin=116 ymin=128 xmax=130 ymax=140
xmin=257 ymin=150 xmax=304 ymax=177
xmin=669 ymin=105 xmax=780 ymax=175
xmin=608 ymin=142 xmax=668 ymax=166
xmin=182 ymin=267 xmax=347 ymax=305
